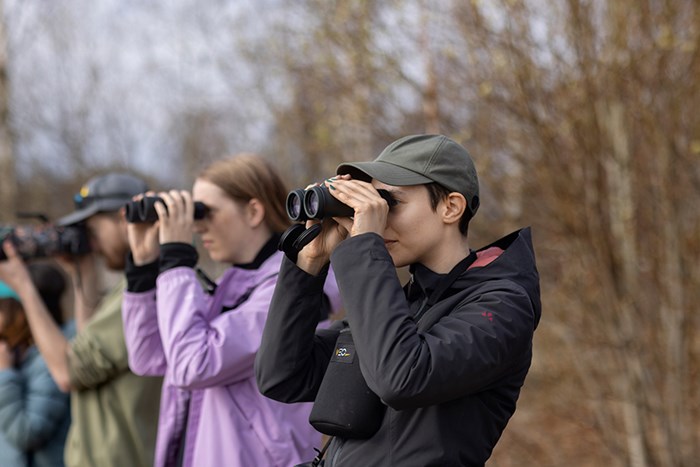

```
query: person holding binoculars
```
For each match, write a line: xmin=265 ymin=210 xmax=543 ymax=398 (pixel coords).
xmin=121 ymin=153 xmax=340 ymax=467
xmin=256 ymin=134 xmax=541 ymax=466
xmin=0 ymin=173 xmax=163 ymax=467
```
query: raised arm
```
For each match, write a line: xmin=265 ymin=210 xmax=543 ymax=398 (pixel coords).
xmin=156 ymin=267 xmax=284 ymax=390
xmin=121 ymin=256 xmax=167 ymax=376
xmin=0 ymin=242 xmax=73 ymax=392
xmin=255 ymin=257 xmax=340 ymax=403
xmin=332 ymin=234 xmax=537 ymax=410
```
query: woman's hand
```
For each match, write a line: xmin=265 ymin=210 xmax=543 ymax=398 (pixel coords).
xmin=325 ymin=176 xmax=390 ymax=237
xmin=126 ymin=193 xmax=161 ymax=265
xmin=295 ymin=175 xmax=390 ymax=275
xmin=296 ymin=218 xmax=349 ymax=275
xmin=155 ymin=190 xmax=195 ymax=245
xmin=0 ymin=240 xmax=31 ymax=296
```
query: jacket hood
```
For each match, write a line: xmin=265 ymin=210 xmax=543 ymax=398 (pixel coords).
xmin=463 ymin=227 xmax=541 ymax=329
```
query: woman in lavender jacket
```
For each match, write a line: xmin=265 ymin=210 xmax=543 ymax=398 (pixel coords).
xmin=121 ymin=154 xmax=339 ymax=467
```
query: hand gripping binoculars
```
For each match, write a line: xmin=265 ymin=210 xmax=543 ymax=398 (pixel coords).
xmin=279 ymin=185 xmax=396 ymax=262
xmin=285 ymin=186 xmax=396 ymax=222
xmin=124 ymin=196 xmax=210 ymax=223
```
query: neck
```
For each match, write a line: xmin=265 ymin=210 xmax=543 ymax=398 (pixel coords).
xmin=234 ymin=226 xmax=273 ymax=265
xmin=423 ymin=237 xmax=470 ymax=274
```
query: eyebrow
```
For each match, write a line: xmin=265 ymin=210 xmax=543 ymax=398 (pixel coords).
xmin=383 ymin=188 xmax=405 ymax=196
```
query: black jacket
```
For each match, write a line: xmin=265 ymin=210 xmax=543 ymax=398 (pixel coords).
xmin=255 ymin=228 xmax=541 ymax=466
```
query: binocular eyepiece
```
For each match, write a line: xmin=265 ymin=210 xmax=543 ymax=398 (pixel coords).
xmin=125 ymin=196 xmax=209 ymax=223
xmin=286 ymin=186 xmax=395 ymax=222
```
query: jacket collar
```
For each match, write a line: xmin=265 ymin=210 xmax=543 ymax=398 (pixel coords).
xmin=234 ymin=233 xmax=281 ymax=270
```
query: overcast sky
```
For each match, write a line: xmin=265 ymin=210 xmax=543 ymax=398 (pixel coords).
xmin=5 ymin=0 xmax=286 ymax=184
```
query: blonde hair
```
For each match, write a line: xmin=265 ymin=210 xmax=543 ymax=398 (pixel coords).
xmin=198 ymin=153 xmax=290 ymax=234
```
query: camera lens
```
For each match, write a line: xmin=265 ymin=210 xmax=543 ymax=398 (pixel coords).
xmin=285 ymin=189 xmax=308 ymax=222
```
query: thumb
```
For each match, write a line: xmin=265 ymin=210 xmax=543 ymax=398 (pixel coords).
xmin=2 ymin=240 xmax=18 ymax=260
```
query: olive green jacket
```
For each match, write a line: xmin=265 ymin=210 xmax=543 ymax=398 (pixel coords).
xmin=65 ymin=279 xmax=162 ymax=467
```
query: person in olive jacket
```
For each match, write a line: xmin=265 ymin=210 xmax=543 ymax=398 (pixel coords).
xmin=256 ymin=134 xmax=541 ymax=467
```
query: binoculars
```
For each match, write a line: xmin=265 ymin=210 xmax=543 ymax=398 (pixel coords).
xmin=286 ymin=186 xmax=395 ymax=222
xmin=125 ymin=196 xmax=209 ymax=223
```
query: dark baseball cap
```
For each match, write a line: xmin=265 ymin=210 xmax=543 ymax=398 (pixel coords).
xmin=336 ymin=134 xmax=480 ymax=216
xmin=57 ymin=173 xmax=149 ymax=226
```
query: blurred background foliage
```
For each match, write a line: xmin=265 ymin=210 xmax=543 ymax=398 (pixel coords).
xmin=0 ymin=0 xmax=698 ymax=465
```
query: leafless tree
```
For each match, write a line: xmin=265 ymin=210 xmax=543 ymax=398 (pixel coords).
xmin=0 ymin=0 xmax=16 ymax=222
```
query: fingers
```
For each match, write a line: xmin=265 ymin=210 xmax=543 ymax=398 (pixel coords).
xmin=156 ymin=190 xmax=195 ymax=245
xmin=322 ymin=179 xmax=389 ymax=236
xmin=131 ymin=190 xmax=158 ymax=202
xmin=2 ymin=239 xmax=18 ymax=260
xmin=324 ymin=179 xmax=386 ymax=210
xmin=334 ymin=216 xmax=353 ymax=233
xmin=157 ymin=190 xmax=193 ymax=219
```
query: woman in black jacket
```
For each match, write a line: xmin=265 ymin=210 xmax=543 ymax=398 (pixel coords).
xmin=256 ymin=134 xmax=541 ymax=467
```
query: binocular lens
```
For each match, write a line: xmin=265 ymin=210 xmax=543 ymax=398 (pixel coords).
xmin=285 ymin=185 xmax=395 ymax=222
xmin=304 ymin=190 xmax=321 ymax=218
xmin=285 ymin=189 xmax=308 ymax=222
xmin=303 ymin=186 xmax=354 ymax=220
xmin=289 ymin=197 xmax=302 ymax=218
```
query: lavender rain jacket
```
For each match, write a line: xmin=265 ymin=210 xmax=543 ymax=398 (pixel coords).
xmin=123 ymin=250 xmax=336 ymax=467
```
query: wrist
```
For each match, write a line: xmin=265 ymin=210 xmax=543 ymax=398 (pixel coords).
xmin=296 ymin=253 xmax=329 ymax=276
xmin=133 ymin=252 xmax=159 ymax=266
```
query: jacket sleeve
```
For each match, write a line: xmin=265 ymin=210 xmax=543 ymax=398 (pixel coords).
xmin=68 ymin=285 xmax=131 ymax=391
xmin=0 ymin=360 xmax=70 ymax=450
xmin=122 ymin=290 xmax=167 ymax=376
xmin=156 ymin=267 xmax=277 ymax=389
xmin=255 ymin=256 xmax=341 ymax=403
xmin=332 ymin=234 xmax=537 ymax=410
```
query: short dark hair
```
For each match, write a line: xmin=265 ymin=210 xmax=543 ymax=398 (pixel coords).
xmin=425 ymin=183 xmax=472 ymax=235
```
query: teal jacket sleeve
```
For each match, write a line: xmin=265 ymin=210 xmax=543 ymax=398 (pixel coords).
xmin=0 ymin=351 xmax=71 ymax=450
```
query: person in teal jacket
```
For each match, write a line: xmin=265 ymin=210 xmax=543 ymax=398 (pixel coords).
xmin=0 ymin=263 xmax=75 ymax=467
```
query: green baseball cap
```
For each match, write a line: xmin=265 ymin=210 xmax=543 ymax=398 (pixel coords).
xmin=336 ymin=134 xmax=480 ymax=216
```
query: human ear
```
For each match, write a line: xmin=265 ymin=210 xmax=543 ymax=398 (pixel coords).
xmin=441 ymin=193 xmax=467 ymax=226
xmin=246 ymin=198 xmax=266 ymax=228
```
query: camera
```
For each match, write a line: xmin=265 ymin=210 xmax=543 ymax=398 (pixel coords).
xmin=286 ymin=186 xmax=396 ymax=222
xmin=124 ymin=196 xmax=209 ymax=223
xmin=0 ymin=223 xmax=90 ymax=261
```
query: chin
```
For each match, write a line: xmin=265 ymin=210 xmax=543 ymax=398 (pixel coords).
xmin=207 ymin=251 xmax=227 ymax=263
xmin=388 ymin=252 xmax=408 ymax=268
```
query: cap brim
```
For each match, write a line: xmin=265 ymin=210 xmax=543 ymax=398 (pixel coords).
xmin=56 ymin=205 xmax=99 ymax=226
xmin=337 ymin=161 xmax=433 ymax=186
xmin=57 ymin=199 xmax=127 ymax=226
